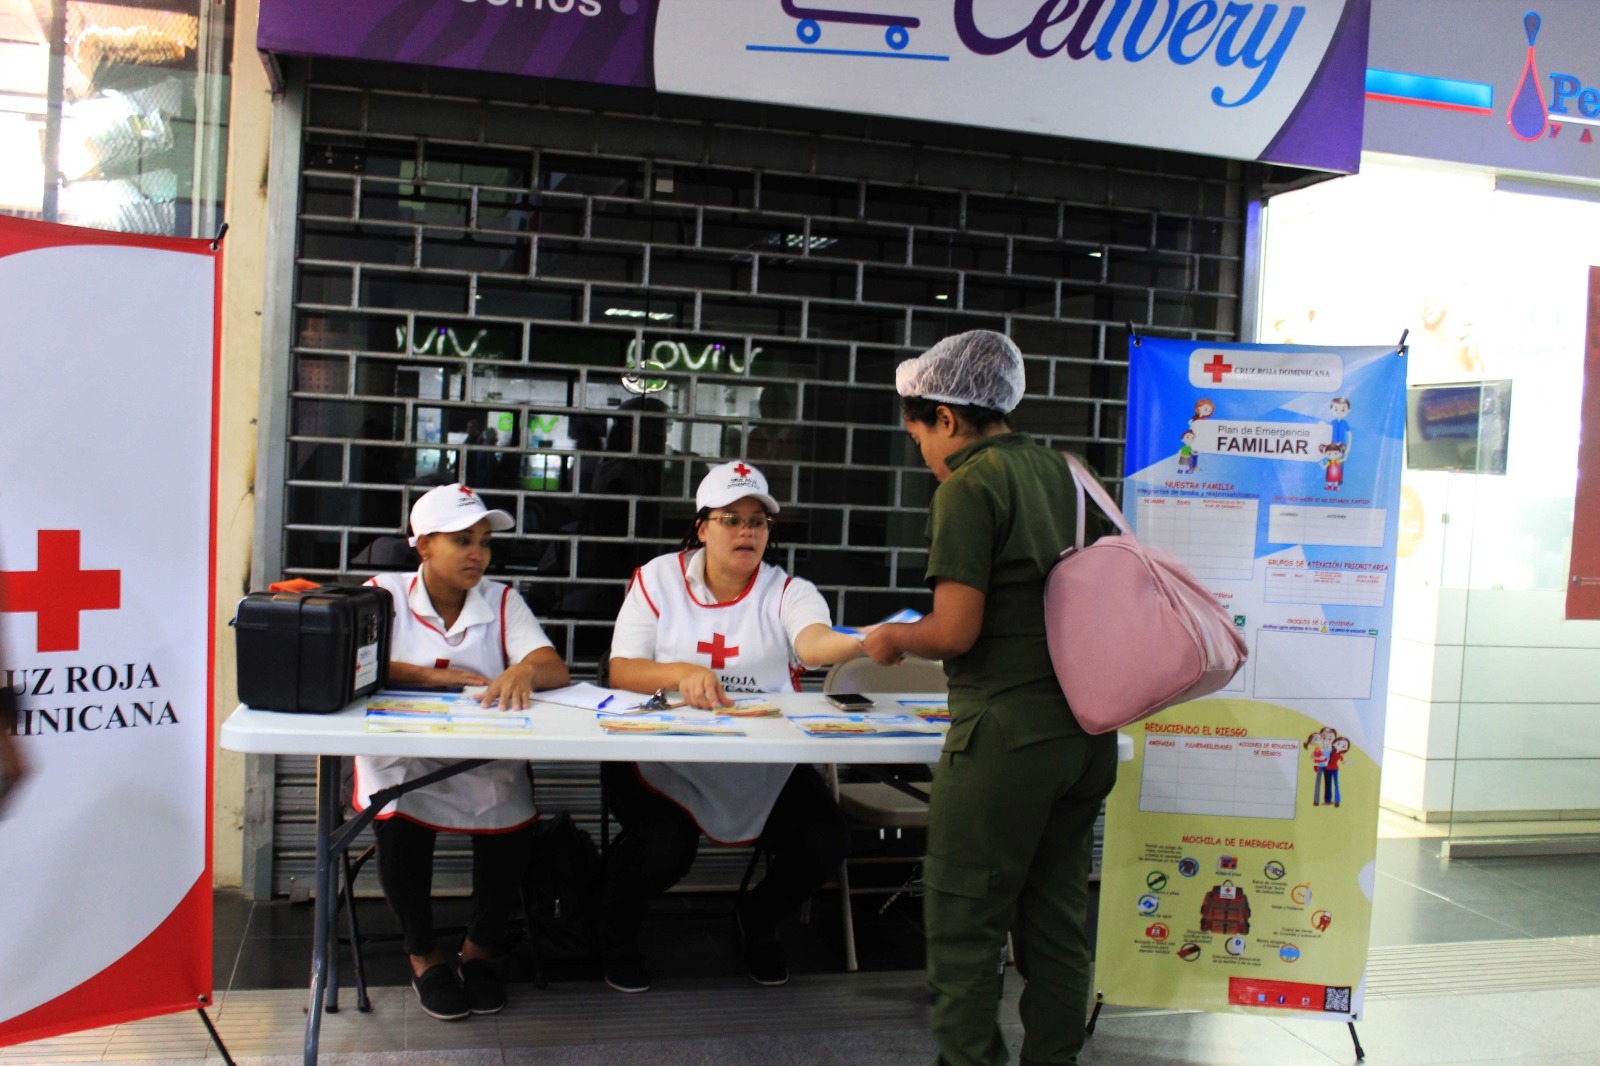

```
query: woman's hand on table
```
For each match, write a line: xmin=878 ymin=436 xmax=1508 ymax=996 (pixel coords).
xmin=436 ymin=667 xmax=492 ymax=688
xmin=676 ymin=666 xmax=730 ymax=709
xmin=480 ymin=662 xmax=536 ymax=710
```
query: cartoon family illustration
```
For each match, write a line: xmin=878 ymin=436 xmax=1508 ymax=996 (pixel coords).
xmin=1177 ymin=397 xmax=1214 ymax=474
xmin=1303 ymin=726 xmax=1350 ymax=808
xmin=1318 ymin=397 xmax=1351 ymax=491
xmin=1177 ymin=395 xmax=1353 ymax=490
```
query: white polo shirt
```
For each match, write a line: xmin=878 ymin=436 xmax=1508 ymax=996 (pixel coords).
xmin=353 ymin=568 xmax=554 ymax=832
xmin=613 ymin=549 xmax=832 ymax=843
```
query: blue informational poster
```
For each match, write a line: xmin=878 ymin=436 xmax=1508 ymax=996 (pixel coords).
xmin=1097 ymin=338 xmax=1405 ymax=1021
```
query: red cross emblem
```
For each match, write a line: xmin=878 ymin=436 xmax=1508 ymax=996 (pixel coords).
xmin=732 ymin=463 xmax=751 ymax=478
xmin=459 ymin=485 xmax=475 ymax=497
xmin=697 ymin=632 xmax=741 ymax=669
xmin=0 ymin=530 xmax=122 ymax=653
xmin=1202 ymin=354 xmax=1233 ymax=383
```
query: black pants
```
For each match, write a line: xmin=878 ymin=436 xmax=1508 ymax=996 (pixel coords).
xmin=372 ymin=815 xmax=536 ymax=957
xmin=598 ymin=762 xmax=848 ymax=960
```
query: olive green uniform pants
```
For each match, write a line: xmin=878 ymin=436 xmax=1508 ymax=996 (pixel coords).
xmin=924 ymin=716 xmax=1119 ymax=1066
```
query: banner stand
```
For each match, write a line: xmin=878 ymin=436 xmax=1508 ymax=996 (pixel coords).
xmin=196 ymin=1006 xmax=237 ymax=1066
xmin=0 ymin=216 xmax=221 ymax=1047
xmin=1088 ymin=338 xmax=1408 ymax=1052
xmin=1085 ymin=994 xmax=1368 ymax=1059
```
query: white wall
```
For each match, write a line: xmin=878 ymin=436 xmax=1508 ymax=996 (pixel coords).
xmin=212 ymin=0 xmax=273 ymax=886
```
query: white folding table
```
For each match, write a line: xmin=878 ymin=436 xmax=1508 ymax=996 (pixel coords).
xmin=220 ymin=693 xmax=1132 ymax=1064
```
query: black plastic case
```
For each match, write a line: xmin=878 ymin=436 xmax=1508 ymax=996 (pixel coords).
xmin=233 ymin=585 xmax=393 ymax=713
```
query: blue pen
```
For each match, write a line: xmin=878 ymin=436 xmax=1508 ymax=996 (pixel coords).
xmin=598 ymin=695 xmax=614 ymax=709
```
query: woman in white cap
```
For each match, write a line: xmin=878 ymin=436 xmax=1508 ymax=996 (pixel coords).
xmin=864 ymin=331 xmax=1119 ymax=1066
xmin=601 ymin=460 xmax=865 ymax=993
xmin=355 ymin=483 xmax=569 ymax=1021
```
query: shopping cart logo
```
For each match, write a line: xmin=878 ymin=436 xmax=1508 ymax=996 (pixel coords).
xmin=785 ymin=0 xmax=919 ymax=50
xmin=748 ymin=0 xmax=949 ymax=62
xmin=745 ymin=0 xmax=1318 ymax=103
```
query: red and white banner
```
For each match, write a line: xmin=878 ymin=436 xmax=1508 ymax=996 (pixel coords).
xmin=0 ymin=215 xmax=220 ymax=1045
xmin=1568 ymin=267 xmax=1600 ymax=619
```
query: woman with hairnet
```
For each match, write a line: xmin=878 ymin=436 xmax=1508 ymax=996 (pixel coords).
xmin=864 ymin=330 xmax=1119 ymax=1066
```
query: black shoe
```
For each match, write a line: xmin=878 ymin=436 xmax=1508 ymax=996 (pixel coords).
xmin=459 ymin=957 xmax=506 ymax=1015
xmin=603 ymin=953 xmax=652 ymax=993
xmin=737 ymin=915 xmax=788 ymax=987
xmin=413 ymin=963 xmax=471 ymax=1021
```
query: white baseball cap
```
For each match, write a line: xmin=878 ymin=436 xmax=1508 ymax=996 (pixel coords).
xmin=408 ymin=483 xmax=515 ymax=546
xmin=696 ymin=461 xmax=780 ymax=514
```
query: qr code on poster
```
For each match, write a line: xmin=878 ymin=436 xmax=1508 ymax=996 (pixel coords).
xmin=1324 ymin=986 xmax=1352 ymax=1013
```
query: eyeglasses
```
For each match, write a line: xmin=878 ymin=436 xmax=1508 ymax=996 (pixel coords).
xmin=711 ymin=513 xmax=774 ymax=531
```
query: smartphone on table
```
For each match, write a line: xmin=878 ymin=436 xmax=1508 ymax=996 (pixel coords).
xmin=826 ymin=692 xmax=875 ymax=711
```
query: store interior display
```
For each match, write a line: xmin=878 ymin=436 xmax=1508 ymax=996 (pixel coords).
xmin=0 ymin=0 xmax=226 ymax=235
xmin=1405 ymin=380 xmax=1513 ymax=475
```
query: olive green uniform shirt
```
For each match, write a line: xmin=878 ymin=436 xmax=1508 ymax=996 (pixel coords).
xmin=924 ymin=432 xmax=1091 ymax=750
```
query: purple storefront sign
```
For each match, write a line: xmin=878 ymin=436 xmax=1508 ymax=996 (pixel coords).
xmin=258 ymin=0 xmax=656 ymax=88
xmin=259 ymin=0 xmax=1369 ymax=174
xmin=1260 ymin=0 xmax=1370 ymax=172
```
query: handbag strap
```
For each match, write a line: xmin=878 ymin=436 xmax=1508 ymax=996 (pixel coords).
xmin=1062 ymin=452 xmax=1133 ymax=548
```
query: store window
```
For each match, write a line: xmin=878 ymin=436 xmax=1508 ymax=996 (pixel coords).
xmin=1262 ymin=159 xmax=1600 ymax=841
xmin=0 ymin=0 xmax=230 ymax=235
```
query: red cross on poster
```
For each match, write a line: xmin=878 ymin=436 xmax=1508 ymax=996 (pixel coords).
xmin=697 ymin=632 xmax=741 ymax=669
xmin=0 ymin=215 xmax=221 ymax=1048
xmin=1202 ymin=353 xmax=1234 ymax=383
xmin=0 ymin=531 xmax=122 ymax=652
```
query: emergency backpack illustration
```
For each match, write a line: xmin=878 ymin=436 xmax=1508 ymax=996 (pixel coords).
xmin=1200 ymin=880 xmax=1251 ymax=936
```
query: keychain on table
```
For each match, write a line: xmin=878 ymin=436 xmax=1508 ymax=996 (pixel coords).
xmin=634 ymin=688 xmax=688 ymax=712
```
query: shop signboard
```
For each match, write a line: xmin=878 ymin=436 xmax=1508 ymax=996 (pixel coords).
xmin=0 ymin=216 xmax=220 ymax=1045
xmin=1095 ymin=338 xmax=1405 ymax=1021
xmin=1366 ymin=0 xmax=1600 ymax=181
xmin=257 ymin=0 xmax=1372 ymax=173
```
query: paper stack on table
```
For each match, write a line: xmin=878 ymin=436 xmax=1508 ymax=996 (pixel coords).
xmin=788 ymin=714 xmax=947 ymax=737
xmin=533 ymin=681 xmax=646 ymax=713
xmin=597 ymin=712 xmax=746 ymax=736
xmin=897 ymin=698 xmax=951 ymax=723
xmin=365 ymin=691 xmax=533 ymax=734
xmin=716 ymin=696 xmax=781 ymax=717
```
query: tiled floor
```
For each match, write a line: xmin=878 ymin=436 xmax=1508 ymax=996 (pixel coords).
xmin=13 ymin=813 xmax=1600 ymax=1064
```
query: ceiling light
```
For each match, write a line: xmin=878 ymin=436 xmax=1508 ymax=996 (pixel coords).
xmin=766 ymin=233 xmax=838 ymax=252
xmin=603 ymin=307 xmax=675 ymax=321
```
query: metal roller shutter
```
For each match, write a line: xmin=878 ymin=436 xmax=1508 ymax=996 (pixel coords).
xmin=252 ymin=57 xmax=1248 ymax=898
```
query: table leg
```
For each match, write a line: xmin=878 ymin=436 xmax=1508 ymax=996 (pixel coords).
xmin=304 ymin=754 xmax=339 ymax=1066
xmin=297 ymin=756 xmax=488 ymax=1065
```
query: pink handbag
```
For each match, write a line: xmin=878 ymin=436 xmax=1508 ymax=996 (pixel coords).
xmin=1044 ymin=454 xmax=1248 ymax=735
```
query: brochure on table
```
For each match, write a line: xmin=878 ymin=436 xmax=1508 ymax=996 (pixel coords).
xmin=365 ymin=690 xmax=534 ymax=733
xmin=1095 ymin=338 xmax=1405 ymax=1023
xmin=789 ymin=714 xmax=946 ymax=737
xmin=598 ymin=713 xmax=745 ymax=736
